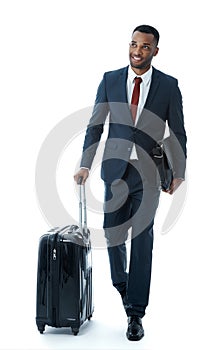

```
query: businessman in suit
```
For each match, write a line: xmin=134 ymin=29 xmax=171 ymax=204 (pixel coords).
xmin=74 ymin=24 xmax=187 ymax=341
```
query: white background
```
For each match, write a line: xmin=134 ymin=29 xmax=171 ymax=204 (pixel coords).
xmin=0 ymin=1 xmax=223 ymax=349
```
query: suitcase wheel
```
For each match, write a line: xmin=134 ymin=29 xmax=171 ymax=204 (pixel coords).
xmin=71 ymin=328 xmax=79 ymax=336
xmin=88 ymin=315 xmax=92 ymax=321
xmin=37 ymin=324 xmax=45 ymax=334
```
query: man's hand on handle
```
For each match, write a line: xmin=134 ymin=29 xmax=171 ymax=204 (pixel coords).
xmin=74 ymin=168 xmax=89 ymax=185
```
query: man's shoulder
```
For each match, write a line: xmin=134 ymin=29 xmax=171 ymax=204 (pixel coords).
xmin=152 ymin=67 xmax=178 ymax=83
xmin=104 ymin=66 xmax=128 ymax=78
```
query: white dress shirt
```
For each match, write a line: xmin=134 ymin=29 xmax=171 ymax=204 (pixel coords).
xmin=127 ymin=66 xmax=153 ymax=159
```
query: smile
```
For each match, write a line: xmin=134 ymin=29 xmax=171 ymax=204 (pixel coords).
xmin=131 ymin=56 xmax=142 ymax=62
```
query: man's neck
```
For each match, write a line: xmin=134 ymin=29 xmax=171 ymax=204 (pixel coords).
xmin=130 ymin=65 xmax=151 ymax=76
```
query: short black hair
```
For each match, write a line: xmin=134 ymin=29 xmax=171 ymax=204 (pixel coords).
xmin=132 ymin=25 xmax=160 ymax=45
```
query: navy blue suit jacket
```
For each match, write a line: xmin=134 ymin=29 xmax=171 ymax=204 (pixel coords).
xmin=81 ymin=66 xmax=187 ymax=185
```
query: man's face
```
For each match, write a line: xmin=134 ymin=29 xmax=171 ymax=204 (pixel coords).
xmin=129 ymin=31 xmax=159 ymax=73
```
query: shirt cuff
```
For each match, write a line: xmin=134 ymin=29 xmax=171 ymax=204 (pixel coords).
xmin=80 ymin=167 xmax=90 ymax=171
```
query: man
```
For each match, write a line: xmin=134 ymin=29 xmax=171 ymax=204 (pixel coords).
xmin=74 ymin=24 xmax=187 ymax=341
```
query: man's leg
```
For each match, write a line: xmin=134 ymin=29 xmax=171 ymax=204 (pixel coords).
xmin=126 ymin=221 xmax=154 ymax=318
xmin=126 ymin=183 xmax=160 ymax=318
xmin=103 ymin=163 xmax=160 ymax=314
xmin=103 ymin=179 xmax=131 ymax=295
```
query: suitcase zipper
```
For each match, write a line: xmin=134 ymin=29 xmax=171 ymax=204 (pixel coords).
xmin=51 ymin=234 xmax=60 ymax=327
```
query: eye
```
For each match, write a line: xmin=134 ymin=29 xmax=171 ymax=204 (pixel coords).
xmin=130 ymin=42 xmax=137 ymax=48
xmin=142 ymin=45 xmax=150 ymax=50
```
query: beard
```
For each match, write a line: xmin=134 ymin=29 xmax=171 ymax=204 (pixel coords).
xmin=129 ymin=55 xmax=152 ymax=70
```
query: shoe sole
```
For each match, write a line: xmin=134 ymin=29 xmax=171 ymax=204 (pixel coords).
xmin=126 ymin=332 xmax=144 ymax=341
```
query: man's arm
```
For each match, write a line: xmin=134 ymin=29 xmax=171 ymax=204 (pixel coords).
xmin=74 ymin=74 xmax=109 ymax=183
xmin=166 ymin=79 xmax=187 ymax=194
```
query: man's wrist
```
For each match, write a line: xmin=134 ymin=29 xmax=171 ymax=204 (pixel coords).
xmin=80 ymin=167 xmax=90 ymax=171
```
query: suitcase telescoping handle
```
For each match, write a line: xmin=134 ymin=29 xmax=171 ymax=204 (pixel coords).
xmin=77 ymin=176 xmax=87 ymax=236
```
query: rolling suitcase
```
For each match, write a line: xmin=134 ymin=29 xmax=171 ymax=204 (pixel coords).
xmin=36 ymin=179 xmax=93 ymax=335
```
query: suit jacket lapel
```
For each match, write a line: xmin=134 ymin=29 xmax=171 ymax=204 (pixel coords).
xmin=135 ymin=67 xmax=160 ymax=127
xmin=116 ymin=66 xmax=134 ymax=126
xmin=118 ymin=66 xmax=128 ymax=104
xmin=144 ymin=67 xmax=160 ymax=108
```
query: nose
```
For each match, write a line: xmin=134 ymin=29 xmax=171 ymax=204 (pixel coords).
xmin=134 ymin=45 xmax=142 ymax=55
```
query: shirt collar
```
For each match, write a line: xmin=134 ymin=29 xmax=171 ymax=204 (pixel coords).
xmin=128 ymin=65 xmax=153 ymax=85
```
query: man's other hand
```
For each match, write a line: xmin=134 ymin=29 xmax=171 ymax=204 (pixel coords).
xmin=163 ymin=178 xmax=184 ymax=195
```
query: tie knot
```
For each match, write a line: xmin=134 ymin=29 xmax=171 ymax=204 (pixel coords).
xmin=134 ymin=77 xmax=142 ymax=85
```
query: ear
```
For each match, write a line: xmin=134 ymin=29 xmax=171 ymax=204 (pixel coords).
xmin=153 ymin=47 xmax=159 ymax=56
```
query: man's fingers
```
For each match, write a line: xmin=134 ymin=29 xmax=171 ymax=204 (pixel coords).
xmin=164 ymin=178 xmax=184 ymax=195
xmin=74 ymin=169 xmax=89 ymax=184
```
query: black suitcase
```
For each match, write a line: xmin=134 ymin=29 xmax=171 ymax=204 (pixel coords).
xmin=36 ymin=180 xmax=93 ymax=335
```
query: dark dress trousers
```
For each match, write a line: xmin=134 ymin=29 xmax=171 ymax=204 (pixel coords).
xmin=80 ymin=66 xmax=187 ymax=317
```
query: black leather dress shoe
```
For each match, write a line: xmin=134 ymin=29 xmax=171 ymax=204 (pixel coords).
xmin=126 ymin=316 xmax=144 ymax=341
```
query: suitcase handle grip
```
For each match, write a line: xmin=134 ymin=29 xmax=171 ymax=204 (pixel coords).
xmin=77 ymin=176 xmax=84 ymax=185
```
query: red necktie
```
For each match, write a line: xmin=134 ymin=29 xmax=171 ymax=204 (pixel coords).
xmin=130 ymin=77 xmax=142 ymax=124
